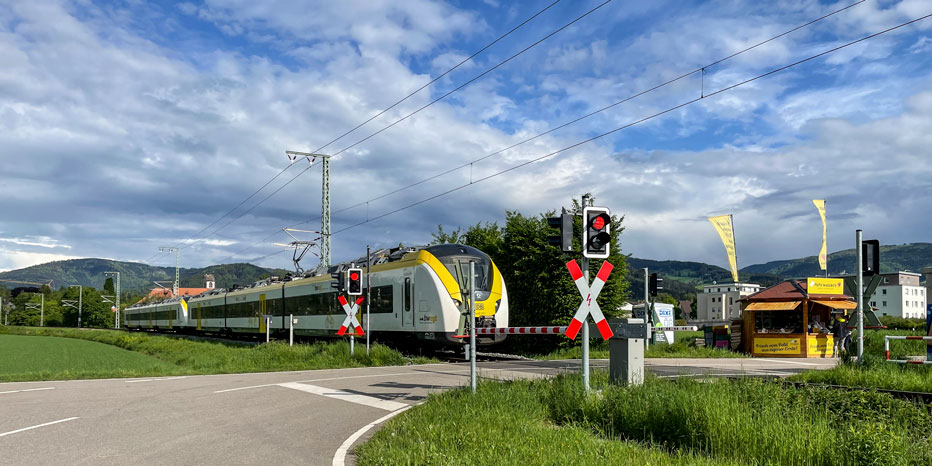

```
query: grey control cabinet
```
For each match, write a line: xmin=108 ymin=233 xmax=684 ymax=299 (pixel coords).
xmin=609 ymin=318 xmax=645 ymax=386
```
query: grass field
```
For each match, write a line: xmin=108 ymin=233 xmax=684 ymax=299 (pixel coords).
xmin=0 ymin=326 xmax=433 ymax=382
xmin=0 ymin=334 xmax=183 ymax=382
xmin=357 ymin=372 xmax=932 ymax=465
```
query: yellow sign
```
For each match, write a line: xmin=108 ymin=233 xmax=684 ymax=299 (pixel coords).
xmin=807 ymin=277 xmax=844 ymax=295
xmin=708 ymin=214 xmax=739 ymax=283
xmin=754 ymin=337 xmax=801 ymax=355
xmin=808 ymin=335 xmax=834 ymax=357
xmin=813 ymin=200 xmax=827 ymax=271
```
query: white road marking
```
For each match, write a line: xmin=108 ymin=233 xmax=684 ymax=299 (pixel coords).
xmin=125 ymin=376 xmax=188 ymax=383
xmin=0 ymin=417 xmax=79 ymax=438
xmin=0 ymin=387 xmax=55 ymax=395
xmin=214 ymin=369 xmax=473 ymax=393
xmin=333 ymin=404 xmax=415 ymax=466
xmin=278 ymin=382 xmax=408 ymax=411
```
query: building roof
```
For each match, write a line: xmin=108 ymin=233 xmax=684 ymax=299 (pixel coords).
xmin=745 ymin=280 xmax=853 ymax=302
xmin=133 ymin=287 xmax=211 ymax=305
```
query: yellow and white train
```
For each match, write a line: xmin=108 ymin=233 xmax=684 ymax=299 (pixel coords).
xmin=124 ymin=244 xmax=508 ymax=346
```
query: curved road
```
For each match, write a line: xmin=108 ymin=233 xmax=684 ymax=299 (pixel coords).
xmin=0 ymin=358 xmax=834 ymax=465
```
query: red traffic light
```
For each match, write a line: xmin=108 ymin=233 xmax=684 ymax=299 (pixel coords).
xmin=350 ymin=271 xmax=359 ymax=280
xmin=592 ymin=216 xmax=605 ymax=230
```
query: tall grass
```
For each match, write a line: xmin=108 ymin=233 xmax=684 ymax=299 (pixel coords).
xmin=535 ymin=331 xmax=746 ymax=359
xmin=356 ymin=377 xmax=736 ymax=466
xmin=545 ymin=374 xmax=932 ymax=465
xmin=791 ymin=329 xmax=932 ymax=392
xmin=0 ymin=326 xmax=432 ymax=381
xmin=358 ymin=372 xmax=932 ymax=465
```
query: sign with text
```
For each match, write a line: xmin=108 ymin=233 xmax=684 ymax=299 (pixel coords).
xmin=754 ymin=337 xmax=801 ymax=355
xmin=807 ymin=277 xmax=844 ymax=295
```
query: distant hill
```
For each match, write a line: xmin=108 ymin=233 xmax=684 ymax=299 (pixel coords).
xmin=740 ymin=243 xmax=932 ymax=278
xmin=626 ymin=258 xmax=784 ymax=300
xmin=0 ymin=259 xmax=291 ymax=292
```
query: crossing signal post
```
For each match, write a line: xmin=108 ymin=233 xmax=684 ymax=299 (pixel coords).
xmin=649 ymin=273 xmax=663 ymax=297
xmin=547 ymin=210 xmax=574 ymax=252
xmin=330 ymin=270 xmax=345 ymax=292
xmin=862 ymin=239 xmax=880 ymax=276
xmin=347 ymin=267 xmax=363 ymax=296
xmin=583 ymin=206 xmax=611 ymax=259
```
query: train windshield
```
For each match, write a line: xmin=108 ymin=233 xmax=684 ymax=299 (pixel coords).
xmin=425 ymin=244 xmax=493 ymax=294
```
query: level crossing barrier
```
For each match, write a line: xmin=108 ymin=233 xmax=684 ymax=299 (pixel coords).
xmin=473 ymin=326 xmax=567 ymax=335
xmin=884 ymin=335 xmax=932 ymax=364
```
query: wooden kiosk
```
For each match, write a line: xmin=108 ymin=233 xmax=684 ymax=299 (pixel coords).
xmin=742 ymin=279 xmax=856 ymax=358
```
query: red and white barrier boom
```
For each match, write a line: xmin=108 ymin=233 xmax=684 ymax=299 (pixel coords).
xmin=474 ymin=326 xmax=567 ymax=335
xmin=884 ymin=335 xmax=932 ymax=364
xmin=565 ymin=259 xmax=614 ymax=341
xmin=337 ymin=295 xmax=365 ymax=337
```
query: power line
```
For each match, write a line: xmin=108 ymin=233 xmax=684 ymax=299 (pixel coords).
xmin=170 ymin=0 xmax=582 ymax=257
xmin=314 ymin=0 xmax=563 ymax=153
xmin=228 ymin=0 xmax=869 ymax=259
xmin=323 ymin=12 xmax=932 ymax=236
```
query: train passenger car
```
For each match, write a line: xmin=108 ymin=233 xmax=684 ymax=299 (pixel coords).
xmin=124 ymin=244 xmax=508 ymax=346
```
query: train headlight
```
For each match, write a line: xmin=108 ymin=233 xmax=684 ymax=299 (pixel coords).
xmin=453 ymin=298 xmax=462 ymax=308
xmin=495 ymin=299 xmax=501 ymax=312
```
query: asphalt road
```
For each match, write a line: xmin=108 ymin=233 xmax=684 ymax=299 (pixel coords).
xmin=0 ymin=357 xmax=835 ymax=466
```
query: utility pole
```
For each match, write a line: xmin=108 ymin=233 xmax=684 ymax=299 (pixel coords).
xmin=104 ymin=272 xmax=121 ymax=329
xmin=580 ymin=193 xmax=590 ymax=392
xmin=26 ymin=293 xmax=44 ymax=326
xmin=159 ymin=247 xmax=179 ymax=296
xmin=66 ymin=285 xmax=83 ymax=328
xmin=285 ymin=150 xmax=332 ymax=272
xmin=644 ymin=267 xmax=650 ymax=348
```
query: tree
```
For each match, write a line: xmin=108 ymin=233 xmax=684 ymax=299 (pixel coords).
xmin=103 ymin=277 xmax=115 ymax=295
xmin=433 ymin=196 xmax=629 ymax=352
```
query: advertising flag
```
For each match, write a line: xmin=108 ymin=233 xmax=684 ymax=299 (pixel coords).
xmin=708 ymin=214 xmax=739 ymax=283
xmin=813 ymin=200 xmax=827 ymax=271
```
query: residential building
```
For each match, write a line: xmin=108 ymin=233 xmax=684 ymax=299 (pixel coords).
xmin=697 ymin=283 xmax=761 ymax=321
xmin=866 ymin=272 xmax=927 ymax=319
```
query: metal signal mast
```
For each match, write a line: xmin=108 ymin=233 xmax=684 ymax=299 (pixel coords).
xmin=285 ymin=150 xmax=332 ymax=272
xmin=158 ymin=247 xmax=179 ymax=296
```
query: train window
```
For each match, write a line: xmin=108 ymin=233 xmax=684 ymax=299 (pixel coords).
xmin=371 ymin=285 xmax=393 ymax=313
xmin=404 ymin=278 xmax=411 ymax=312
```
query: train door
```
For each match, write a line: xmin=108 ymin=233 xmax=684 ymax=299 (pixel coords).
xmin=402 ymin=274 xmax=415 ymax=327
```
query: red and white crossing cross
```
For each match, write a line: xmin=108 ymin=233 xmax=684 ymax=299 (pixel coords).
xmin=337 ymin=295 xmax=365 ymax=336
xmin=564 ymin=260 xmax=614 ymax=341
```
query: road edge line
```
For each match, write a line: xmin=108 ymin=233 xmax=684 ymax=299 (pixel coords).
xmin=0 ymin=417 xmax=79 ymax=438
xmin=332 ymin=404 xmax=416 ymax=466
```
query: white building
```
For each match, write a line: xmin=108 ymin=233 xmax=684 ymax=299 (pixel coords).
xmin=697 ymin=283 xmax=761 ymax=321
xmin=867 ymin=272 xmax=927 ymax=319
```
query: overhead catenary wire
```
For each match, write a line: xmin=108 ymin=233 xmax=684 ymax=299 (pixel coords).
xmin=226 ymin=0 xmax=870 ymax=261
xmin=322 ymin=12 xmax=932 ymax=237
xmin=148 ymin=0 xmax=567 ymax=260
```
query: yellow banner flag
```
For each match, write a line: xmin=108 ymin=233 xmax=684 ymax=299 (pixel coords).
xmin=708 ymin=214 xmax=739 ymax=283
xmin=813 ymin=200 xmax=827 ymax=271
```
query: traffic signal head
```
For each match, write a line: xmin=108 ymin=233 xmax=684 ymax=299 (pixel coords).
xmin=330 ymin=271 xmax=345 ymax=292
xmin=347 ymin=267 xmax=363 ymax=296
xmin=583 ymin=206 xmax=611 ymax=259
xmin=862 ymin=239 xmax=880 ymax=277
xmin=649 ymin=273 xmax=663 ymax=297
xmin=547 ymin=211 xmax=574 ymax=252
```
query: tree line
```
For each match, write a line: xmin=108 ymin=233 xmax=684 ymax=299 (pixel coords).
xmin=0 ymin=279 xmax=144 ymax=328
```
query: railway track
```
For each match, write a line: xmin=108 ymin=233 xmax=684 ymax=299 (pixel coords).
xmin=781 ymin=380 xmax=932 ymax=405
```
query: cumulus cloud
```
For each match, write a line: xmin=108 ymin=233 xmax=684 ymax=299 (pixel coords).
xmin=0 ymin=0 xmax=930 ymax=275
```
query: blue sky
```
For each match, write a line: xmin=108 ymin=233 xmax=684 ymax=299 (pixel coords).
xmin=1 ymin=0 xmax=931 ymax=274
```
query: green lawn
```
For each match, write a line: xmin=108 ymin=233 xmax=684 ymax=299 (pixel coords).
xmin=0 ymin=334 xmax=183 ymax=381
xmin=0 ymin=326 xmax=433 ymax=382
xmin=357 ymin=373 xmax=932 ymax=465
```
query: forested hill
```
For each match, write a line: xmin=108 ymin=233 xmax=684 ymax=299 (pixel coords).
xmin=0 ymin=259 xmax=290 ymax=291
xmin=740 ymin=243 xmax=932 ymax=277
